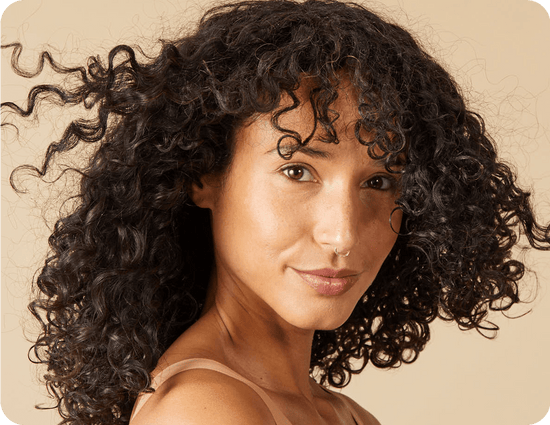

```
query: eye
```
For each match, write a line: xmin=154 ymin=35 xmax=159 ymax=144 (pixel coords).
xmin=363 ymin=175 xmax=395 ymax=190
xmin=281 ymin=164 xmax=316 ymax=182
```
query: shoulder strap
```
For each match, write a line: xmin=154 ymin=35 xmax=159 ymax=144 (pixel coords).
xmin=130 ymin=358 xmax=293 ymax=425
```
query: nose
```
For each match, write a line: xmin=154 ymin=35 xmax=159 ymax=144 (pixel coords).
xmin=313 ymin=184 xmax=360 ymax=256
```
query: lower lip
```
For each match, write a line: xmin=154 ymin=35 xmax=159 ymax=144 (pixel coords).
xmin=294 ymin=270 xmax=353 ymax=296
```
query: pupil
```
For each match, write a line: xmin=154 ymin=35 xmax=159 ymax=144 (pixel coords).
xmin=290 ymin=168 xmax=303 ymax=179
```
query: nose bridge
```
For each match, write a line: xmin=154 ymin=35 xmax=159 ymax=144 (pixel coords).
xmin=314 ymin=182 xmax=359 ymax=252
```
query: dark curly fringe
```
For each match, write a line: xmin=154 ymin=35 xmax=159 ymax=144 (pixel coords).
xmin=3 ymin=0 xmax=549 ymax=423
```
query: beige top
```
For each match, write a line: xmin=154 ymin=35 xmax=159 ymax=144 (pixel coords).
xmin=130 ymin=358 xmax=364 ymax=425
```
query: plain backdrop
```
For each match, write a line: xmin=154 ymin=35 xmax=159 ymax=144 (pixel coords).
xmin=2 ymin=0 xmax=550 ymax=424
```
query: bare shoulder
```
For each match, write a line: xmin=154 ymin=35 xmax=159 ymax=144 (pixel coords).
xmin=338 ymin=392 xmax=382 ymax=425
xmin=130 ymin=368 xmax=277 ymax=425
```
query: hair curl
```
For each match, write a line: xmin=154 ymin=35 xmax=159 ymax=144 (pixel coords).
xmin=3 ymin=0 xmax=550 ymax=424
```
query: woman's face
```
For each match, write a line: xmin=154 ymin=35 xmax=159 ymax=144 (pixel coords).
xmin=195 ymin=84 xmax=402 ymax=331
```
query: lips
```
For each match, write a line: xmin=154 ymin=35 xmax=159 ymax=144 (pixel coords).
xmin=292 ymin=268 xmax=359 ymax=296
xmin=299 ymin=268 xmax=358 ymax=278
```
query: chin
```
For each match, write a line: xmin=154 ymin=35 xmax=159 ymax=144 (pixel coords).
xmin=283 ymin=303 xmax=355 ymax=332
xmin=314 ymin=316 xmax=352 ymax=331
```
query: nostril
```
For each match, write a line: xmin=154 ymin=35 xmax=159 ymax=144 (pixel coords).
xmin=334 ymin=248 xmax=350 ymax=257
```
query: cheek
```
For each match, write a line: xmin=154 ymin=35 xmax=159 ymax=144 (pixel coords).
xmin=250 ymin=193 xmax=308 ymax=259
xmin=214 ymin=182 xmax=305 ymax=263
xmin=362 ymin=196 xmax=401 ymax=253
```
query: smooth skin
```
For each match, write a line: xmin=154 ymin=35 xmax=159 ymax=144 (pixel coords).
xmin=130 ymin=81 xmax=401 ymax=425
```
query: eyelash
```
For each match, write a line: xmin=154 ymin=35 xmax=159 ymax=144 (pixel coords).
xmin=280 ymin=164 xmax=397 ymax=190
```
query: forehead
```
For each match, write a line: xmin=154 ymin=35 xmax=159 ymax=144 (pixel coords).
xmin=279 ymin=79 xmax=360 ymax=131
xmin=240 ymin=79 xmax=364 ymax=147
xmin=232 ymin=74 xmax=406 ymax=172
xmin=233 ymin=92 xmax=397 ymax=170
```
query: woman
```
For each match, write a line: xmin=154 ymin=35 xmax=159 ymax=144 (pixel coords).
xmin=3 ymin=0 xmax=549 ymax=424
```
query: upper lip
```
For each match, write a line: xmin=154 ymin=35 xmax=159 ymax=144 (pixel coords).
xmin=295 ymin=268 xmax=359 ymax=278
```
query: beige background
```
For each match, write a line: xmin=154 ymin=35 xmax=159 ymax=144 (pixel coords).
xmin=2 ymin=0 xmax=549 ymax=424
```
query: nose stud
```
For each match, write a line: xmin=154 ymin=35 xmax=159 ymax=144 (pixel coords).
xmin=334 ymin=248 xmax=350 ymax=257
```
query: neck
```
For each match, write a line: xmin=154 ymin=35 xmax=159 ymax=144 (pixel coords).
xmin=199 ymin=273 xmax=318 ymax=398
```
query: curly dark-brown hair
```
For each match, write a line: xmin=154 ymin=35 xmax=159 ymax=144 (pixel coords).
xmin=3 ymin=0 xmax=550 ymax=424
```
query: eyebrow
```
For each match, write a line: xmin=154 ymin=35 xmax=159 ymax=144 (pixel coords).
xmin=265 ymin=144 xmax=397 ymax=169
xmin=265 ymin=145 xmax=332 ymax=159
